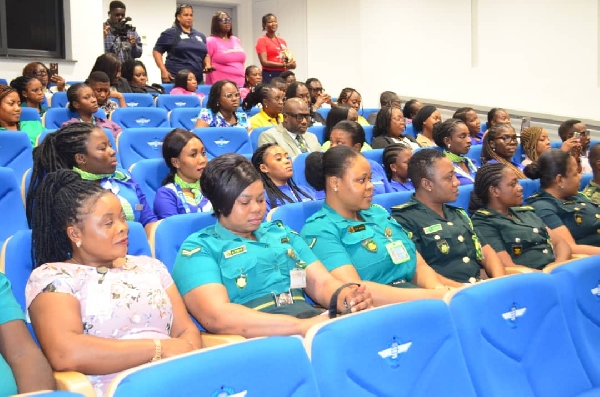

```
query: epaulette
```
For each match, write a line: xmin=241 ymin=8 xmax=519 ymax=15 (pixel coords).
xmin=371 ymin=203 xmax=386 ymax=212
xmin=475 ymin=209 xmax=492 ymax=216
xmin=391 ymin=201 xmax=417 ymax=211
xmin=513 ymin=205 xmax=535 ymax=212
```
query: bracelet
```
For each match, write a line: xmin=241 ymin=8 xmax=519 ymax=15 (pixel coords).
xmin=150 ymin=339 xmax=162 ymax=362
xmin=328 ymin=283 xmax=360 ymax=319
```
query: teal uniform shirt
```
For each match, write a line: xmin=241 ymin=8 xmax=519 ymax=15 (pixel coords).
xmin=301 ymin=203 xmax=417 ymax=285
xmin=391 ymin=196 xmax=484 ymax=283
xmin=0 ymin=274 xmax=26 ymax=396
xmin=172 ymin=220 xmax=320 ymax=315
xmin=471 ymin=206 xmax=555 ymax=270
xmin=526 ymin=189 xmax=600 ymax=246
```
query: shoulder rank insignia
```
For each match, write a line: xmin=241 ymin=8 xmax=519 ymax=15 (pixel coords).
xmin=308 ymin=237 xmax=317 ymax=249
xmin=275 ymin=220 xmax=284 ymax=229
xmin=371 ymin=203 xmax=386 ymax=212
xmin=289 ymin=229 xmax=299 ymax=235
xmin=181 ymin=247 xmax=202 ymax=257
xmin=476 ymin=209 xmax=491 ymax=216
xmin=516 ymin=206 xmax=535 ymax=211
xmin=391 ymin=201 xmax=415 ymax=210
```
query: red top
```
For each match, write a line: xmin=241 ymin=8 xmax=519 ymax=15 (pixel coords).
xmin=255 ymin=34 xmax=289 ymax=71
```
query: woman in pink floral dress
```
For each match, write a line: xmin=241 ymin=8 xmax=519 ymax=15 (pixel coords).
xmin=26 ymin=170 xmax=202 ymax=396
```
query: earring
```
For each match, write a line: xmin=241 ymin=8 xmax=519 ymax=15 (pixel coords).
xmin=492 ymin=147 xmax=496 ymax=152
xmin=560 ymin=185 xmax=564 ymax=189
xmin=76 ymin=241 xmax=82 ymax=248
xmin=447 ymin=144 xmax=451 ymax=149
xmin=334 ymin=187 xmax=338 ymax=192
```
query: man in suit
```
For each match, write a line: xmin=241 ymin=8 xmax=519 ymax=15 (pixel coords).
xmin=258 ymin=98 xmax=321 ymax=159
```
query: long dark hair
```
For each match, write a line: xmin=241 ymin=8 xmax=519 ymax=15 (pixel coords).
xmin=161 ymin=128 xmax=203 ymax=185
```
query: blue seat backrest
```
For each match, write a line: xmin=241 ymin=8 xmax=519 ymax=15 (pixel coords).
xmin=169 ymin=107 xmax=199 ymax=130
xmin=360 ymin=108 xmax=379 ymax=120
xmin=2 ymin=223 xmax=149 ymax=312
xmin=20 ymin=107 xmax=42 ymax=122
xmin=373 ymin=191 xmax=413 ymax=213
xmin=0 ymin=78 xmax=7 ymax=85
xmin=448 ymin=184 xmax=473 ymax=213
xmin=44 ymin=108 xmax=107 ymax=129
xmin=519 ymin=178 xmax=540 ymax=200
xmin=292 ymin=152 xmax=311 ymax=186
xmin=246 ymin=106 xmax=261 ymax=117
xmin=0 ymin=132 xmax=33 ymax=183
xmin=156 ymin=95 xmax=201 ymax=111
xmin=269 ymin=199 xmax=324 ymax=233
xmin=308 ymin=300 xmax=476 ymax=397
xmin=580 ymin=173 xmax=593 ymax=191
xmin=161 ymin=84 xmax=175 ymax=94
xmin=467 ymin=144 xmax=483 ymax=167
xmin=111 ymin=108 xmax=169 ymax=129
xmin=250 ymin=126 xmax=272 ymax=151
xmin=37 ymin=128 xmax=119 ymax=166
xmin=363 ymin=125 xmax=374 ymax=144
xmin=404 ymin=124 xmax=416 ymax=139
xmin=550 ymin=141 xmax=562 ymax=150
xmin=50 ymin=91 xmax=68 ymax=108
xmin=449 ymin=273 xmax=595 ymax=397
xmin=193 ymin=127 xmax=252 ymax=159
xmin=512 ymin=145 xmax=525 ymax=164
xmin=122 ymin=93 xmax=155 ymax=108
xmin=129 ymin=158 xmax=169 ymax=206
xmin=362 ymin=149 xmax=384 ymax=167
xmin=307 ymin=125 xmax=325 ymax=144
xmin=108 ymin=337 xmax=320 ymax=397
xmin=552 ymin=257 xmax=600 ymax=385
xmin=195 ymin=85 xmax=212 ymax=97
xmin=316 ymin=107 xmax=330 ymax=120
xmin=0 ymin=167 xmax=28 ymax=245
xmin=153 ymin=212 xmax=216 ymax=271
xmin=117 ymin=128 xmax=172 ymax=170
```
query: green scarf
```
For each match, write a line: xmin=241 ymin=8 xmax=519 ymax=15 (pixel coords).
xmin=174 ymin=174 xmax=202 ymax=204
xmin=444 ymin=150 xmax=477 ymax=174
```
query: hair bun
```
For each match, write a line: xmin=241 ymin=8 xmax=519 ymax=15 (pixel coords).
xmin=523 ymin=162 xmax=541 ymax=180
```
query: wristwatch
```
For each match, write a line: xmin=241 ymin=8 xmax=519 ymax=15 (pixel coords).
xmin=150 ymin=339 xmax=162 ymax=362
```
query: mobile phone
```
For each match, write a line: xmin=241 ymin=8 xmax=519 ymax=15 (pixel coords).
xmin=238 ymin=112 xmax=248 ymax=126
xmin=48 ymin=63 xmax=58 ymax=80
xmin=520 ymin=117 xmax=531 ymax=133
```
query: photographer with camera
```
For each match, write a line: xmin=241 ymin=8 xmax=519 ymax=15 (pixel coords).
xmin=103 ymin=1 xmax=142 ymax=63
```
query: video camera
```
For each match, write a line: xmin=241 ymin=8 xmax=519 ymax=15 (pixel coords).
xmin=111 ymin=17 xmax=136 ymax=38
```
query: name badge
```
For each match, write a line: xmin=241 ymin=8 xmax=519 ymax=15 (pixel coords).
xmin=348 ymin=224 xmax=366 ymax=233
xmin=135 ymin=204 xmax=144 ymax=211
xmin=386 ymin=241 xmax=410 ymax=264
xmin=224 ymin=245 xmax=247 ymax=259
xmin=423 ymin=224 xmax=442 ymax=234
xmin=180 ymin=33 xmax=189 ymax=39
xmin=86 ymin=282 xmax=112 ymax=318
xmin=289 ymin=268 xmax=307 ymax=289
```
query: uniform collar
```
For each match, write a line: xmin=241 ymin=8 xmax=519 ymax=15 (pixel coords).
xmin=214 ymin=220 xmax=270 ymax=241
xmin=321 ymin=202 xmax=374 ymax=225
xmin=408 ymin=196 xmax=454 ymax=221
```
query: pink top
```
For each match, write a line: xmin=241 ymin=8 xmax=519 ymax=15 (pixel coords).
xmin=255 ymin=35 xmax=289 ymax=71
xmin=26 ymin=255 xmax=174 ymax=396
xmin=170 ymin=87 xmax=206 ymax=104
xmin=205 ymin=35 xmax=246 ymax=86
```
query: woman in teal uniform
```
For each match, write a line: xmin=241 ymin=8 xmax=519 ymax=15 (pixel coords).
xmin=392 ymin=149 xmax=506 ymax=283
xmin=470 ymin=163 xmax=571 ymax=270
xmin=300 ymin=146 xmax=461 ymax=307
xmin=172 ymin=154 xmax=372 ymax=338
xmin=0 ymin=273 xmax=55 ymax=395
xmin=525 ymin=149 xmax=600 ymax=255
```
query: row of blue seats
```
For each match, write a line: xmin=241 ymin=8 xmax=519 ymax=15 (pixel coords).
xmin=2 ymin=217 xmax=600 ymax=396
xmin=48 ymin=92 xmax=210 ymax=110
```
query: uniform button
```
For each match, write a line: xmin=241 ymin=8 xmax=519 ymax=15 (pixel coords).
xmin=434 ymin=235 xmax=441 ymax=240
xmin=458 ymin=235 xmax=464 ymax=242
xmin=515 ymin=238 xmax=521 ymax=243
xmin=274 ymin=265 xmax=279 ymax=270
xmin=447 ymin=222 xmax=454 ymax=226
xmin=532 ymin=228 xmax=539 ymax=234
xmin=581 ymin=203 xmax=587 ymax=206
xmin=574 ymin=207 xmax=580 ymax=211
xmin=596 ymin=214 xmax=600 ymax=219
xmin=463 ymin=257 xmax=470 ymax=263
xmin=543 ymin=249 xmax=548 ymax=254
xmin=597 ymin=229 xmax=600 ymax=234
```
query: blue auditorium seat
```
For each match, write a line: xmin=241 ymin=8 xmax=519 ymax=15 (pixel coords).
xmin=37 ymin=129 xmax=118 ymax=165
xmin=363 ymin=125 xmax=374 ymax=144
xmin=193 ymin=127 xmax=252 ymax=159
xmin=519 ymin=178 xmax=540 ymax=200
xmin=0 ymin=167 xmax=28 ymax=246
xmin=117 ymin=127 xmax=172 ymax=170
xmin=0 ymin=78 xmax=7 ymax=85
xmin=404 ymin=124 xmax=416 ymax=139
xmin=128 ymin=158 xmax=169 ymax=207
xmin=249 ymin=126 xmax=272 ymax=151
xmin=552 ymin=257 xmax=600 ymax=386
xmin=169 ymin=107 xmax=199 ymax=130
xmin=43 ymin=108 xmax=107 ymax=129
xmin=467 ymin=144 xmax=483 ymax=167
xmin=373 ymin=191 xmax=414 ymax=213
xmin=292 ymin=152 xmax=311 ymax=186
xmin=122 ymin=93 xmax=155 ymax=108
xmin=110 ymin=107 xmax=169 ymax=129
xmin=360 ymin=107 xmax=379 ymax=120
xmin=316 ymin=107 xmax=330 ymax=120
xmin=106 ymin=337 xmax=319 ymax=397
xmin=307 ymin=125 xmax=325 ymax=144
xmin=161 ymin=83 xmax=175 ymax=94
xmin=266 ymin=199 xmax=324 ymax=233
xmin=449 ymin=273 xmax=600 ymax=397
xmin=306 ymin=300 xmax=476 ymax=397
xmin=50 ymin=91 xmax=68 ymax=108
xmin=448 ymin=184 xmax=473 ymax=212
xmin=0 ymin=131 xmax=33 ymax=183
xmin=20 ymin=107 xmax=42 ymax=122
xmin=195 ymin=84 xmax=212 ymax=97
xmin=362 ymin=149 xmax=384 ymax=167
xmin=156 ymin=95 xmax=201 ymax=111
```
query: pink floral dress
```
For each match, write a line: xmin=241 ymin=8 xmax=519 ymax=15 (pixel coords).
xmin=26 ymin=255 xmax=174 ymax=396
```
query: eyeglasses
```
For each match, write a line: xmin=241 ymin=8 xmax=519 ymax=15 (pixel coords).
xmin=222 ymin=92 xmax=240 ymax=99
xmin=574 ymin=130 xmax=591 ymax=137
xmin=33 ymin=70 xmax=47 ymax=76
xmin=220 ymin=17 xmax=232 ymax=23
xmin=285 ymin=113 xmax=310 ymax=122
xmin=495 ymin=135 xmax=519 ymax=143
xmin=309 ymin=87 xmax=323 ymax=93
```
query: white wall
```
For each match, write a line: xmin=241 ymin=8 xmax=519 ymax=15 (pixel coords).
xmin=305 ymin=0 xmax=600 ymax=122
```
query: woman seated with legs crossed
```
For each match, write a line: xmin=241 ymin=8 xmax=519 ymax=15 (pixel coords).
xmin=300 ymin=146 xmax=462 ymax=307
xmin=172 ymin=154 xmax=373 ymax=338
xmin=392 ymin=149 xmax=506 ymax=283
xmin=470 ymin=163 xmax=571 ymax=271
xmin=26 ymin=170 xmax=202 ymax=396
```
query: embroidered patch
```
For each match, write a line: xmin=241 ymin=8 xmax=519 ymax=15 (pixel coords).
xmin=181 ymin=247 xmax=202 ymax=257
xmin=423 ymin=224 xmax=442 ymax=234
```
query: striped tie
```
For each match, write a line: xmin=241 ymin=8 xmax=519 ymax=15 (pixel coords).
xmin=296 ymin=134 xmax=308 ymax=153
